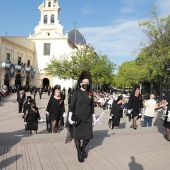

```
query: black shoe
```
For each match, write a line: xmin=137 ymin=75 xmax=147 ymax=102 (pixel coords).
xmin=165 ymin=135 xmax=170 ymax=141
xmin=78 ymin=153 xmax=84 ymax=163
xmin=133 ymin=126 xmax=137 ymax=130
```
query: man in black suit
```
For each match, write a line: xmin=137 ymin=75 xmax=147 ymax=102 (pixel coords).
xmin=17 ymin=89 xmax=26 ymax=113
xmin=38 ymin=86 xmax=43 ymax=99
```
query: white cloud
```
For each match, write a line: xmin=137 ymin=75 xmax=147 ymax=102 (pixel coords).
xmin=81 ymin=4 xmax=94 ymax=15
xmin=155 ymin=0 xmax=170 ymax=16
xmin=79 ymin=19 xmax=146 ymax=67
xmin=120 ymin=6 xmax=135 ymax=14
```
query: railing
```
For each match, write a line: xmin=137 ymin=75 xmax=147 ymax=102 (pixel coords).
xmin=1 ymin=62 xmax=36 ymax=72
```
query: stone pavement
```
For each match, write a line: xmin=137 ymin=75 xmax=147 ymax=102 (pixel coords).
xmin=0 ymin=92 xmax=170 ymax=170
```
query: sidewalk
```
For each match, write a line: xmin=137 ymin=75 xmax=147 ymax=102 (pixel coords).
xmin=0 ymin=93 xmax=170 ymax=170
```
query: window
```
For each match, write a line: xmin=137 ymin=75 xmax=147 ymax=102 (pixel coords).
xmin=44 ymin=15 xmax=48 ymax=24
xmin=27 ymin=60 xmax=30 ymax=66
xmin=7 ymin=53 xmax=10 ymax=62
xmin=48 ymin=2 xmax=51 ymax=7
xmin=18 ymin=57 xmax=21 ymax=65
xmin=43 ymin=43 xmax=51 ymax=55
xmin=51 ymin=14 xmax=55 ymax=24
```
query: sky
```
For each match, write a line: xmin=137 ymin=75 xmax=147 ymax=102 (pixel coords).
xmin=0 ymin=0 xmax=170 ymax=71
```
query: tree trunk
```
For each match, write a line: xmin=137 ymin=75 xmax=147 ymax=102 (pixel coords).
xmin=159 ymin=76 xmax=164 ymax=100
xmin=150 ymin=83 xmax=153 ymax=94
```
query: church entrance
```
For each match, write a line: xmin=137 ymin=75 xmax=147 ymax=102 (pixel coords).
xmin=4 ymin=73 xmax=9 ymax=88
xmin=43 ymin=78 xmax=49 ymax=88
xmin=15 ymin=74 xmax=21 ymax=86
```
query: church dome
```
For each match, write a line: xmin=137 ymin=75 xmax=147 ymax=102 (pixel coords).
xmin=68 ymin=29 xmax=86 ymax=45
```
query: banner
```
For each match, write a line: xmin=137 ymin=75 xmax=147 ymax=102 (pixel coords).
xmin=21 ymin=66 xmax=25 ymax=79
xmin=9 ymin=64 xmax=15 ymax=78
xmin=30 ymin=68 xmax=34 ymax=79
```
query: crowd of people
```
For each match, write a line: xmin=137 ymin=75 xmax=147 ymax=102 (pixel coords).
xmin=1 ymin=70 xmax=170 ymax=164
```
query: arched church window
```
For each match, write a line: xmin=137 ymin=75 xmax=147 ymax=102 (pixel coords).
xmin=48 ymin=2 xmax=51 ymax=7
xmin=51 ymin=14 xmax=55 ymax=24
xmin=44 ymin=15 xmax=48 ymax=24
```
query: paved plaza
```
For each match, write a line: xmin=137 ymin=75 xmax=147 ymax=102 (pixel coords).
xmin=0 ymin=93 xmax=170 ymax=170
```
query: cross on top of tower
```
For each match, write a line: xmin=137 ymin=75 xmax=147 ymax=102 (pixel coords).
xmin=73 ymin=21 xmax=78 ymax=29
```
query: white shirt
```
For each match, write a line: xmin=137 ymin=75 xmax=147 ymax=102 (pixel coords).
xmin=144 ymin=99 xmax=156 ymax=117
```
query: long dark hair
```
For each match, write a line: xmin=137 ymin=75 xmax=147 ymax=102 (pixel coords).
xmin=115 ymin=95 xmax=123 ymax=103
xmin=74 ymin=71 xmax=92 ymax=91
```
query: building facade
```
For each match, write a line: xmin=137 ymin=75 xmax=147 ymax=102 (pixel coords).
xmin=0 ymin=36 xmax=35 ymax=88
xmin=0 ymin=0 xmax=87 ymax=90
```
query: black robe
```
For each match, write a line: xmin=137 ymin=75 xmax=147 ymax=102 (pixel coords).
xmin=127 ymin=94 xmax=143 ymax=118
xmin=46 ymin=96 xmax=65 ymax=121
xmin=110 ymin=102 xmax=123 ymax=128
xmin=69 ymin=89 xmax=94 ymax=140
xmin=26 ymin=108 xmax=40 ymax=130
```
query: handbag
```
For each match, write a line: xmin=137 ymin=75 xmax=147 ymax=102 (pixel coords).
xmin=72 ymin=114 xmax=81 ymax=127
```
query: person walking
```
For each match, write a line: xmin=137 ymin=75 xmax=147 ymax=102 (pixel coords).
xmin=127 ymin=86 xmax=143 ymax=129
xmin=17 ymin=89 xmax=26 ymax=113
xmin=33 ymin=88 xmax=37 ymax=100
xmin=47 ymin=86 xmax=51 ymax=96
xmin=163 ymin=102 xmax=170 ymax=141
xmin=38 ymin=86 xmax=43 ymax=99
xmin=68 ymin=71 xmax=97 ymax=163
xmin=46 ymin=87 xmax=65 ymax=133
xmin=24 ymin=102 xmax=41 ymax=134
xmin=143 ymin=94 xmax=156 ymax=127
xmin=109 ymin=95 xmax=123 ymax=129
xmin=22 ymin=96 xmax=32 ymax=119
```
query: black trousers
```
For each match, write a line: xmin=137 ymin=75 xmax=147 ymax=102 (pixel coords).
xmin=18 ymin=102 xmax=23 ymax=113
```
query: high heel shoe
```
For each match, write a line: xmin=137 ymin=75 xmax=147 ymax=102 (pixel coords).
xmin=78 ymin=153 xmax=84 ymax=163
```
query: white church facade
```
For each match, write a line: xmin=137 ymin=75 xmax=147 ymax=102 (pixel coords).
xmin=0 ymin=0 xmax=87 ymax=90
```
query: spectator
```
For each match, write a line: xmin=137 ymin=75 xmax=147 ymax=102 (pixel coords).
xmin=143 ymin=94 xmax=156 ymax=127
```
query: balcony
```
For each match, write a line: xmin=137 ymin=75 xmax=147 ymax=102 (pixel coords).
xmin=1 ymin=62 xmax=36 ymax=72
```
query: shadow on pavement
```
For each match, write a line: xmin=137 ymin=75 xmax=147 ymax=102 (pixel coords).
xmin=119 ymin=122 xmax=126 ymax=129
xmin=88 ymin=130 xmax=110 ymax=152
xmin=154 ymin=110 xmax=166 ymax=139
xmin=0 ymin=129 xmax=32 ymax=169
xmin=0 ymin=155 xmax=22 ymax=169
xmin=128 ymin=156 xmax=144 ymax=170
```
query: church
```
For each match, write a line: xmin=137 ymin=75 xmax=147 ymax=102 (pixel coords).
xmin=0 ymin=0 xmax=87 ymax=90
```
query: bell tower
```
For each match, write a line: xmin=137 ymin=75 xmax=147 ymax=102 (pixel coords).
xmin=29 ymin=0 xmax=64 ymax=38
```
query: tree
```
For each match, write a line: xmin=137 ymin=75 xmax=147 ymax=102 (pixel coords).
xmin=138 ymin=7 xmax=170 ymax=78
xmin=44 ymin=46 xmax=116 ymax=85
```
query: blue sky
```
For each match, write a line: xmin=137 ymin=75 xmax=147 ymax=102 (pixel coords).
xmin=0 ymin=0 xmax=170 ymax=71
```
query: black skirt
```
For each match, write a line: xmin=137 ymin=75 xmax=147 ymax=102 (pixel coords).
xmin=73 ymin=117 xmax=93 ymax=140
xmin=112 ymin=117 xmax=120 ymax=128
xmin=163 ymin=117 xmax=170 ymax=128
xmin=27 ymin=121 xmax=38 ymax=130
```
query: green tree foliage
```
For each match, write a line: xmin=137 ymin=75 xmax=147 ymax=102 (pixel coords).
xmin=44 ymin=46 xmax=116 ymax=85
xmin=138 ymin=6 xmax=170 ymax=78
xmin=115 ymin=61 xmax=147 ymax=88
xmin=115 ymin=7 xmax=170 ymax=88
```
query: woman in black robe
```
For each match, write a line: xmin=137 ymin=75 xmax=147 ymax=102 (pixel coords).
xmin=110 ymin=96 xmax=123 ymax=129
xmin=127 ymin=86 xmax=143 ymax=129
xmin=22 ymin=96 xmax=32 ymax=119
xmin=25 ymin=102 xmax=41 ymax=134
xmin=46 ymin=87 xmax=65 ymax=133
xmin=68 ymin=71 xmax=97 ymax=163
xmin=163 ymin=103 xmax=170 ymax=141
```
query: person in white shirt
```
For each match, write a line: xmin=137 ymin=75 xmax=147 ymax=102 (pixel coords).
xmin=144 ymin=94 xmax=156 ymax=127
